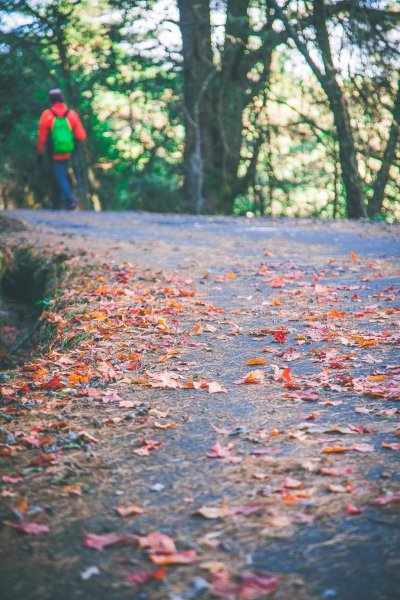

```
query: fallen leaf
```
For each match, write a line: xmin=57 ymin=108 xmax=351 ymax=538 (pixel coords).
xmin=319 ymin=467 xmax=353 ymax=477
xmin=346 ymin=504 xmax=364 ymax=515
xmin=149 ymin=549 xmax=198 ymax=565
xmin=211 ymin=571 xmax=280 ymax=599
xmin=83 ymin=532 xmax=130 ymax=551
xmin=101 ymin=391 xmax=122 ymax=403
xmin=2 ymin=475 xmax=24 ymax=484
xmin=41 ymin=376 xmax=64 ymax=390
xmin=4 ymin=521 xmax=50 ymax=535
xmin=116 ymin=505 xmax=144 ymax=517
xmin=154 ymin=421 xmax=177 ymax=429
xmin=272 ymin=365 xmax=292 ymax=384
xmin=145 ymin=371 xmax=182 ymax=389
xmin=119 ymin=400 xmax=136 ymax=408
xmin=322 ymin=447 xmax=351 ymax=454
xmin=245 ymin=358 xmax=267 ymax=366
xmin=370 ymin=494 xmax=400 ymax=506
xmin=200 ymin=561 xmax=227 ymax=573
xmin=272 ymin=331 xmax=286 ymax=343
xmin=270 ymin=277 xmax=285 ymax=288
xmin=63 ymin=485 xmax=82 ymax=496
xmin=135 ymin=531 xmax=176 ymax=554
xmin=134 ymin=438 xmax=162 ymax=456
xmin=197 ymin=506 xmax=226 ymax=520
xmin=207 ymin=442 xmax=242 ymax=463
xmin=208 ymin=381 xmax=228 ymax=394
xmin=328 ymin=484 xmax=349 ymax=494
xmin=235 ymin=370 xmax=265 ymax=385
xmin=126 ymin=567 xmax=166 ymax=585
xmin=382 ymin=442 xmax=400 ymax=451
xmin=282 ymin=477 xmax=304 ymax=489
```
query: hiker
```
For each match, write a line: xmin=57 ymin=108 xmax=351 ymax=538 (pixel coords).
xmin=36 ymin=88 xmax=86 ymax=210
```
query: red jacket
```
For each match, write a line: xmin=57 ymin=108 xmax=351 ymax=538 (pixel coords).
xmin=37 ymin=102 xmax=86 ymax=160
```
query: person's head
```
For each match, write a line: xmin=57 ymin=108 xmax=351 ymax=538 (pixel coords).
xmin=48 ymin=88 xmax=64 ymax=104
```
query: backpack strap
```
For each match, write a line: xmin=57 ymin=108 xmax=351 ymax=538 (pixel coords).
xmin=49 ymin=108 xmax=70 ymax=118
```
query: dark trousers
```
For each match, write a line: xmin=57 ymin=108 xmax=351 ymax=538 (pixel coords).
xmin=53 ymin=160 xmax=76 ymax=207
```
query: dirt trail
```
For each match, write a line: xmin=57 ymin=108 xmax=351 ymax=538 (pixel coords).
xmin=1 ymin=211 xmax=399 ymax=600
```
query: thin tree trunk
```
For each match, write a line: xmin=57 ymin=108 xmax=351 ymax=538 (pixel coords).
xmin=210 ymin=0 xmax=250 ymax=211
xmin=369 ymin=82 xmax=400 ymax=217
xmin=313 ymin=0 xmax=366 ymax=218
xmin=177 ymin=0 xmax=215 ymax=213
xmin=323 ymin=77 xmax=366 ymax=218
xmin=333 ymin=141 xmax=339 ymax=219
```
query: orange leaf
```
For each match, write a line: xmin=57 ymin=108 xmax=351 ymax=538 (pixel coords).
xmin=63 ymin=485 xmax=82 ymax=496
xmin=236 ymin=370 xmax=265 ymax=384
xmin=179 ymin=289 xmax=196 ymax=297
xmin=16 ymin=496 xmax=28 ymax=515
xmin=322 ymin=446 xmax=351 ymax=454
xmin=154 ymin=421 xmax=177 ymax=429
xmin=245 ymin=358 xmax=267 ymax=366
xmin=329 ymin=310 xmax=345 ymax=318
xmin=149 ymin=549 xmax=198 ymax=565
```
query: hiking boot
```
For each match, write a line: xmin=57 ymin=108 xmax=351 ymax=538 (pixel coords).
xmin=67 ymin=199 xmax=78 ymax=210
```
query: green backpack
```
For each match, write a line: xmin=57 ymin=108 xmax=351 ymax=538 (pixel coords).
xmin=50 ymin=109 xmax=75 ymax=154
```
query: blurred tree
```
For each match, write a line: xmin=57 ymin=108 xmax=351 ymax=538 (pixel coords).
xmin=269 ymin=0 xmax=400 ymax=218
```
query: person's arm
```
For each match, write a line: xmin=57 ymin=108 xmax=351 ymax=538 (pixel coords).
xmin=69 ymin=111 xmax=87 ymax=142
xmin=37 ymin=110 xmax=51 ymax=156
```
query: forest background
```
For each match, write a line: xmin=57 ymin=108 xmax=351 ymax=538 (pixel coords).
xmin=0 ymin=0 xmax=399 ymax=220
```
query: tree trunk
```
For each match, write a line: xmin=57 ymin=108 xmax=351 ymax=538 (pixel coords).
xmin=369 ymin=82 xmax=400 ymax=217
xmin=312 ymin=0 xmax=366 ymax=219
xmin=207 ymin=0 xmax=250 ymax=212
xmin=177 ymin=0 xmax=215 ymax=213
xmin=323 ymin=77 xmax=367 ymax=218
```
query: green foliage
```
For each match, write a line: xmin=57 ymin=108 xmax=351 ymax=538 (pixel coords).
xmin=0 ymin=1 xmax=398 ymax=219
